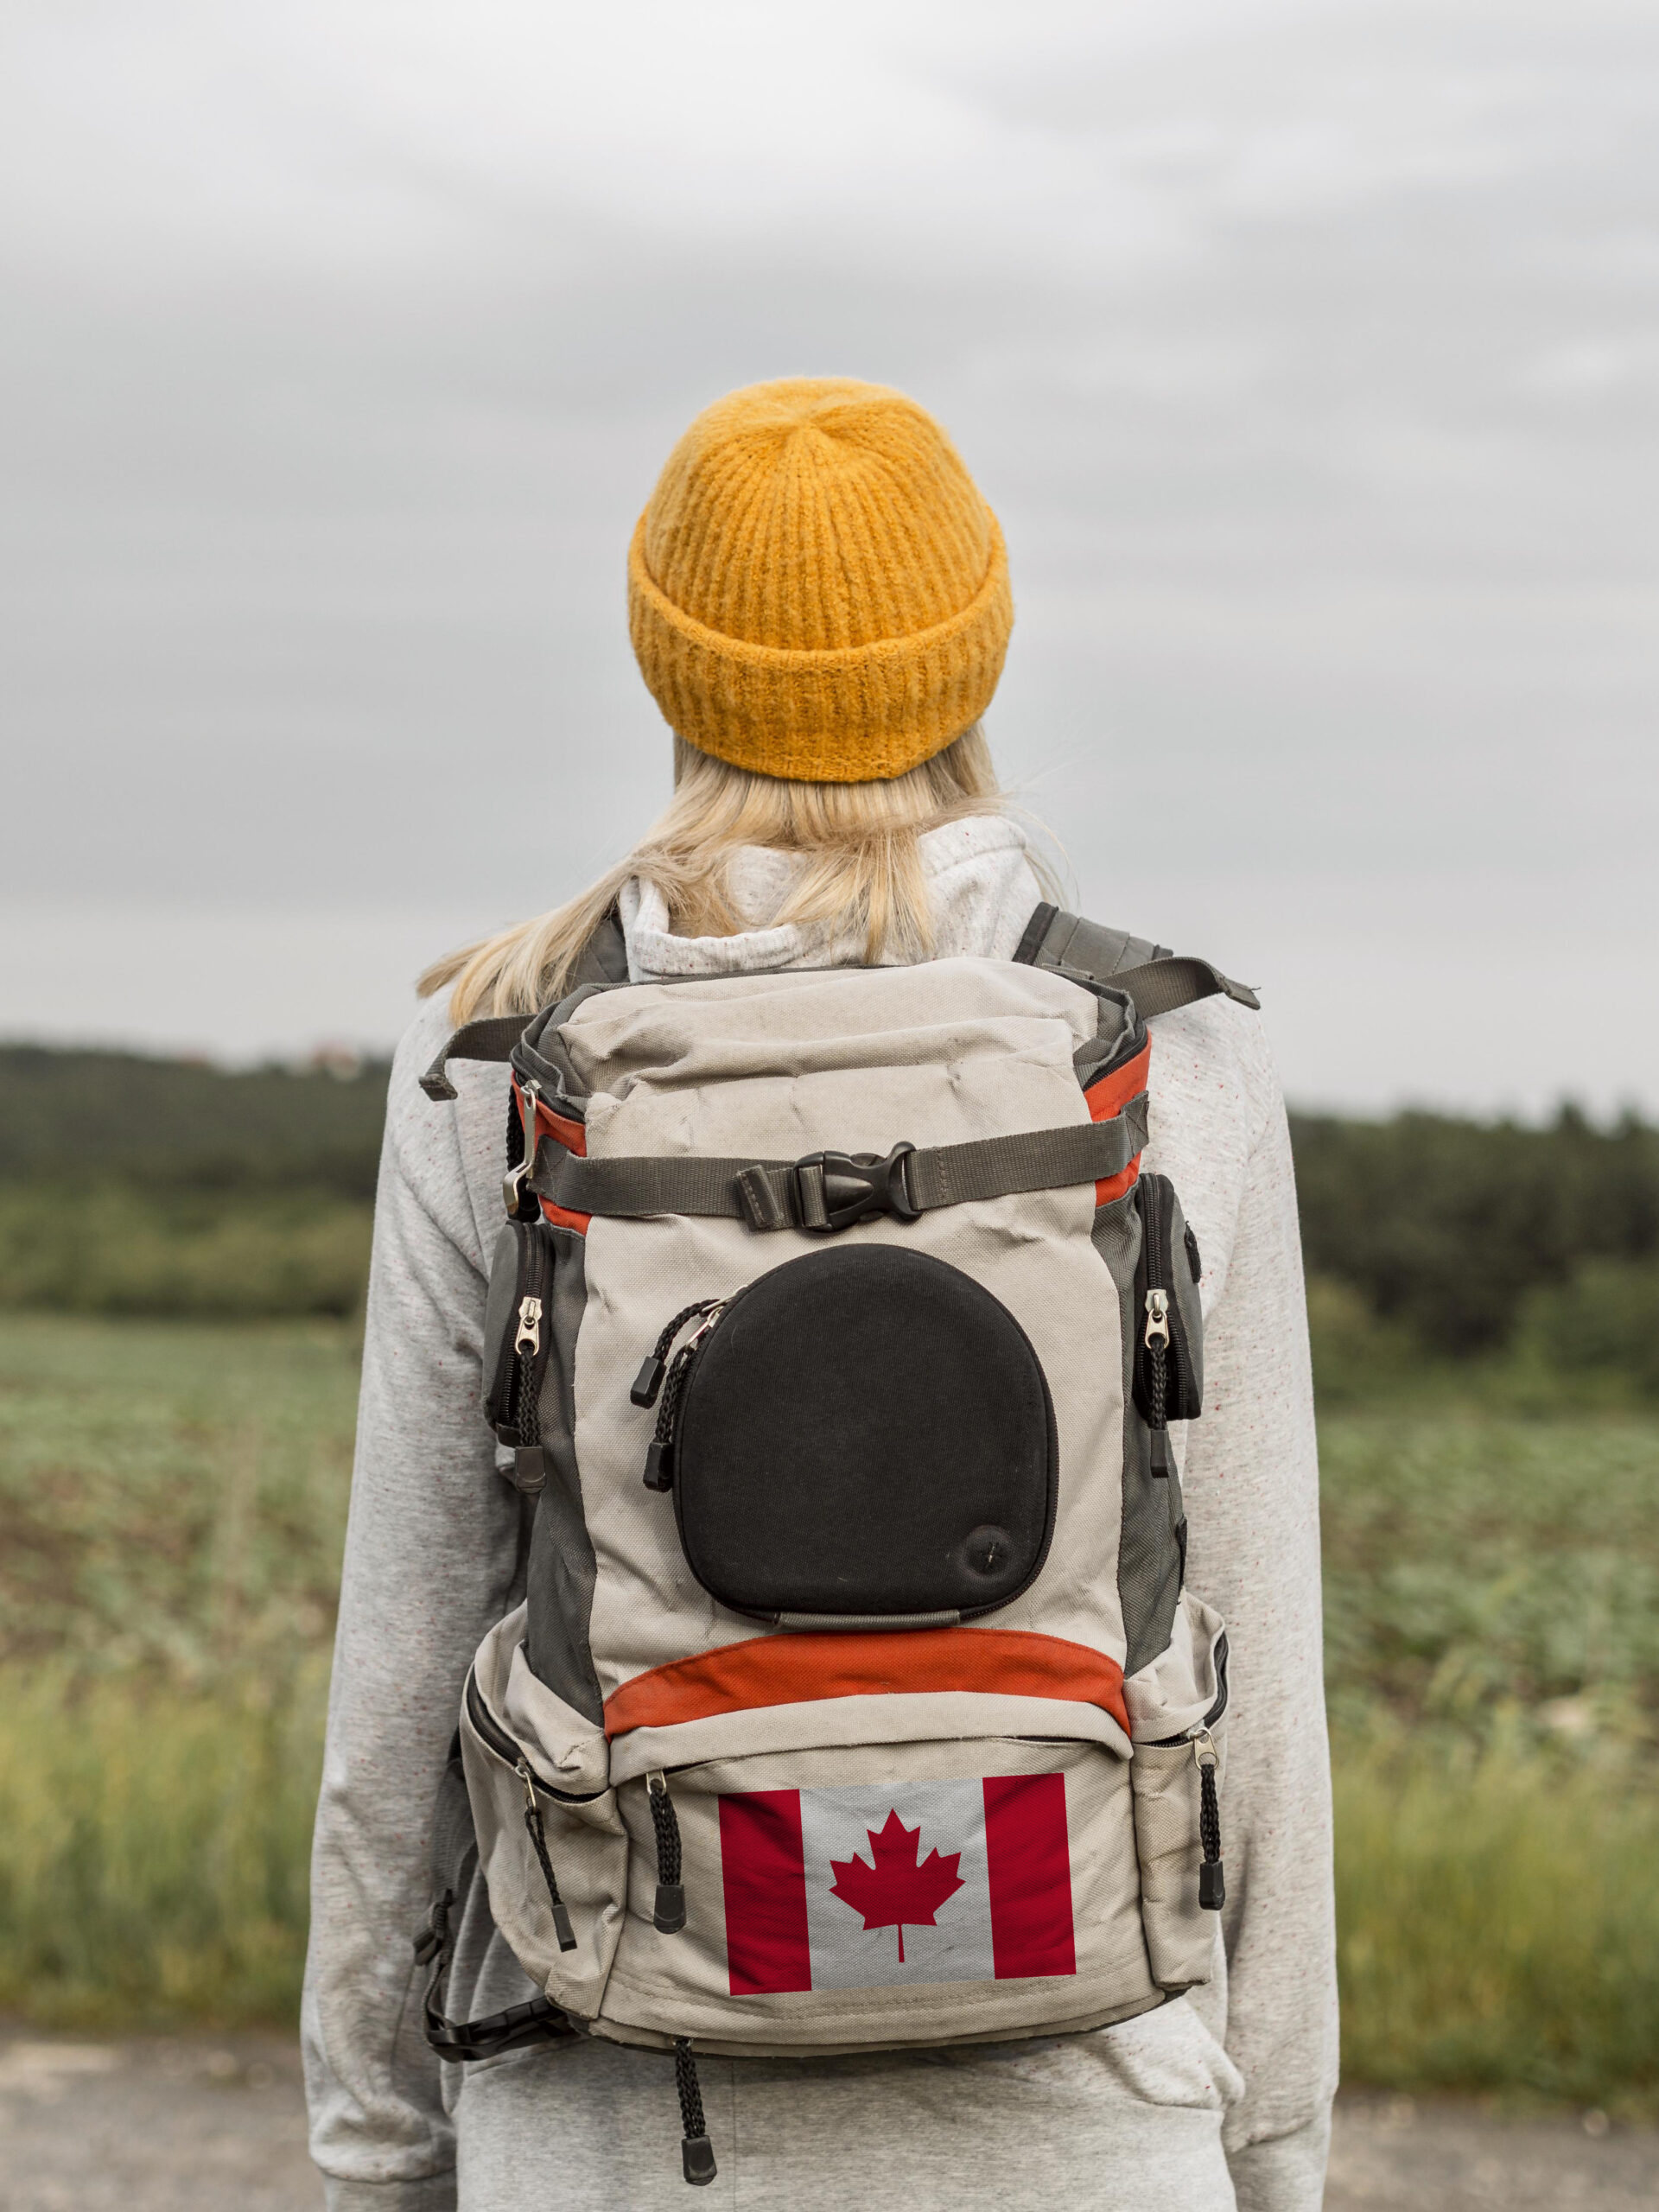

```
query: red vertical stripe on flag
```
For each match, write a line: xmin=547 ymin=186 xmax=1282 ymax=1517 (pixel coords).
xmin=982 ymin=1773 xmax=1077 ymax=1980
xmin=718 ymin=1789 xmax=812 ymax=1995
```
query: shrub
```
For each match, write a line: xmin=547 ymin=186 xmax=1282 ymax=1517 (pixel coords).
xmin=1516 ymin=1260 xmax=1659 ymax=1400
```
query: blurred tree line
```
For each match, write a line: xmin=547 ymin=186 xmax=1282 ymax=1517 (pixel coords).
xmin=0 ymin=1046 xmax=386 ymax=1319
xmin=2 ymin=1046 xmax=1656 ymax=1395
xmin=1292 ymin=1107 xmax=1659 ymax=1398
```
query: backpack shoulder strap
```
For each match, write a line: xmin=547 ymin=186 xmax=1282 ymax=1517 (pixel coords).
xmin=1013 ymin=902 xmax=1259 ymax=1019
xmin=419 ymin=909 xmax=629 ymax=1102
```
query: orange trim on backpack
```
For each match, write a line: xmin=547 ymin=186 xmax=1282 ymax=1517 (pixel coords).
xmin=601 ymin=1626 xmax=1129 ymax=1739
xmin=513 ymin=1083 xmax=592 ymax=1235
xmin=1086 ymin=1039 xmax=1150 ymax=1205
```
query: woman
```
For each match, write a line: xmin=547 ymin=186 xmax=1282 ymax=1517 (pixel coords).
xmin=303 ymin=378 xmax=1335 ymax=2211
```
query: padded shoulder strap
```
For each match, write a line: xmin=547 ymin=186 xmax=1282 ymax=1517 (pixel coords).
xmin=1014 ymin=903 xmax=1259 ymax=1018
xmin=419 ymin=910 xmax=629 ymax=1101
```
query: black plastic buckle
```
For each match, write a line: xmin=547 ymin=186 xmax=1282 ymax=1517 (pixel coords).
xmin=794 ymin=1141 xmax=919 ymax=1233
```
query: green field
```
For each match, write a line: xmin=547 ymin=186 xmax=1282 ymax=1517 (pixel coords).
xmin=0 ymin=1312 xmax=1655 ymax=2109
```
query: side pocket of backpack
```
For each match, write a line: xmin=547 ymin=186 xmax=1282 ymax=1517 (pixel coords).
xmin=1124 ymin=1592 xmax=1230 ymax=1993
xmin=1092 ymin=1187 xmax=1183 ymax=1678
xmin=461 ymin=1616 xmax=628 ymax=2024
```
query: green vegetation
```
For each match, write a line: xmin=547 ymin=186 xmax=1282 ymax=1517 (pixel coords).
xmin=1335 ymin=1736 xmax=1658 ymax=2108
xmin=1323 ymin=1406 xmax=1659 ymax=2111
xmin=0 ymin=1316 xmax=354 ymax=2024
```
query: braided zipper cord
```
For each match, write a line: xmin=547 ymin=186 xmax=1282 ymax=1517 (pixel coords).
xmin=1148 ymin=1337 xmax=1168 ymax=1436
xmin=513 ymin=1348 xmax=540 ymax=1447
xmin=652 ymin=1300 xmax=719 ymax=1367
xmin=674 ymin=2037 xmax=708 ymax=2139
xmin=653 ymin=1344 xmax=699 ymax=1455
xmin=649 ymin=1779 xmax=682 ymax=1885
xmin=524 ymin=1796 xmax=561 ymax=1904
xmin=519 ymin=1777 xmax=575 ymax=1950
xmin=1199 ymin=1759 xmax=1222 ymax=1866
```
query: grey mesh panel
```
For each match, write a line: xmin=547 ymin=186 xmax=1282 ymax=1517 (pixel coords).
xmin=1091 ymin=1190 xmax=1183 ymax=1677
xmin=524 ymin=1224 xmax=604 ymax=1724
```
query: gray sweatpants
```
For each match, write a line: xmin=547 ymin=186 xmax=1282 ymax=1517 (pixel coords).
xmin=450 ymin=2000 xmax=1240 ymax=2210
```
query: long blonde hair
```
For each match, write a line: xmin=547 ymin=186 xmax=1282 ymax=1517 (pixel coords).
xmin=421 ymin=725 xmax=1053 ymax=1021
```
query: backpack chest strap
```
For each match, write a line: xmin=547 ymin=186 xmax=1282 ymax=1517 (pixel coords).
xmin=528 ymin=1095 xmax=1148 ymax=1234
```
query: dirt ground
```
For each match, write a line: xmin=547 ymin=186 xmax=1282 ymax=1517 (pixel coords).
xmin=0 ymin=2030 xmax=1654 ymax=2209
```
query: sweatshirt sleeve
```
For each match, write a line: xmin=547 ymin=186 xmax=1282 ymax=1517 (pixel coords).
xmin=302 ymin=1013 xmax=521 ymax=2212
xmin=1179 ymin=1026 xmax=1339 ymax=2212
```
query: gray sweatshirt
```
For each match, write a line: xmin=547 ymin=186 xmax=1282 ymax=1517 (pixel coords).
xmin=303 ymin=816 xmax=1337 ymax=2212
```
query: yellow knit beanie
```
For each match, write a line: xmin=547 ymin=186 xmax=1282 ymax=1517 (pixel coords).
xmin=627 ymin=378 xmax=1013 ymax=784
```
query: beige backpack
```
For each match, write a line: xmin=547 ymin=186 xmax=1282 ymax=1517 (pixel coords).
xmin=415 ymin=906 xmax=1254 ymax=2183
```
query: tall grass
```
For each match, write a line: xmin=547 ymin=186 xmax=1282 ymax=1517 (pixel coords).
xmin=1335 ymin=1732 xmax=1659 ymax=2108
xmin=0 ymin=1664 xmax=327 ymax=2026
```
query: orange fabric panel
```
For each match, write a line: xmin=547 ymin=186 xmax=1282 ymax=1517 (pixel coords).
xmin=1087 ymin=1039 xmax=1150 ymax=1205
xmin=1085 ymin=1039 xmax=1151 ymax=1123
xmin=603 ymin=1626 xmax=1129 ymax=1739
xmin=516 ymin=1083 xmax=592 ymax=1235
xmin=1094 ymin=1157 xmax=1143 ymax=1207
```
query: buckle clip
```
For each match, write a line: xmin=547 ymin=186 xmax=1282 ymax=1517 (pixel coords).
xmin=793 ymin=1142 xmax=919 ymax=1233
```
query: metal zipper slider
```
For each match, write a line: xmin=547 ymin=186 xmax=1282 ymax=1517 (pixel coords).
xmin=1144 ymin=1287 xmax=1171 ymax=1348
xmin=687 ymin=1300 xmax=728 ymax=1350
xmin=513 ymin=1295 xmax=543 ymax=1357
xmin=503 ymin=1078 xmax=542 ymax=1215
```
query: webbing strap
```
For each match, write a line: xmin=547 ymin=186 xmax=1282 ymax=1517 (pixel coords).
xmin=1103 ymin=956 xmax=1260 ymax=1019
xmin=529 ymin=1097 xmax=1148 ymax=1231
xmin=1015 ymin=902 xmax=1259 ymax=1016
xmin=419 ymin=1014 xmax=531 ymax=1103
xmin=417 ymin=1741 xmax=573 ymax=2064
xmin=418 ymin=912 xmax=630 ymax=1101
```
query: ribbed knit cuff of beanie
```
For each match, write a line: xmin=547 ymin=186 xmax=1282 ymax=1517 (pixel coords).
xmin=626 ymin=378 xmax=1014 ymax=785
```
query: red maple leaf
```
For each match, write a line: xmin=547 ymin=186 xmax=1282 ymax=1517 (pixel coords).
xmin=829 ymin=1808 xmax=965 ymax=1964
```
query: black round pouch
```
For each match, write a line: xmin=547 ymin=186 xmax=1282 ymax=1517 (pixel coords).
xmin=670 ymin=1245 xmax=1058 ymax=1626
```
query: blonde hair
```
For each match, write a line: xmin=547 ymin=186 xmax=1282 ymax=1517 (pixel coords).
xmin=421 ymin=725 xmax=1053 ymax=1022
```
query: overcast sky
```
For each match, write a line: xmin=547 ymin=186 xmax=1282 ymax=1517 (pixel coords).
xmin=2 ymin=0 xmax=1654 ymax=1115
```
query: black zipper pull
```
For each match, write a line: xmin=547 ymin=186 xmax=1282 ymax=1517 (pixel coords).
xmin=647 ymin=1770 xmax=687 ymax=1933
xmin=631 ymin=1300 xmax=724 ymax=1408
xmin=674 ymin=2037 xmax=717 ymax=2186
xmin=509 ymin=1292 xmax=547 ymax=1494
xmin=641 ymin=1305 xmax=727 ymax=1491
xmin=1145 ymin=1287 xmax=1172 ymax=1476
xmin=518 ymin=1759 xmax=577 ymax=1953
xmin=1192 ymin=1729 xmax=1224 ymax=1910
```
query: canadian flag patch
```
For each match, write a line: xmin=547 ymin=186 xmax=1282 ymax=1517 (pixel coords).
xmin=717 ymin=1775 xmax=1076 ymax=1994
